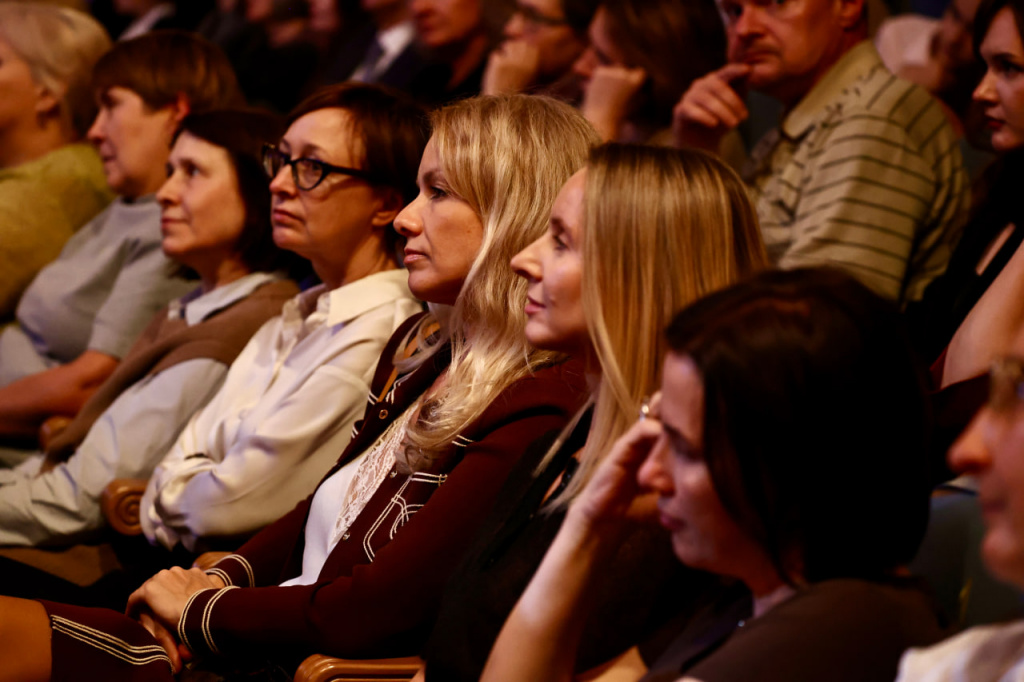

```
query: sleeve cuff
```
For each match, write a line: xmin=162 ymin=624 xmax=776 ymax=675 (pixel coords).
xmin=204 ymin=554 xmax=256 ymax=588
xmin=178 ymin=586 xmax=239 ymax=657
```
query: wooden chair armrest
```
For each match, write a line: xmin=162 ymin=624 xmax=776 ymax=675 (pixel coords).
xmin=38 ymin=415 xmax=73 ymax=451
xmin=193 ymin=551 xmax=232 ymax=571
xmin=101 ymin=478 xmax=148 ymax=536
xmin=294 ymin=655 xmax=422 ymax=682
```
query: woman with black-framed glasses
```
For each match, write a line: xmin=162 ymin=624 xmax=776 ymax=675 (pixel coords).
xmin=134 ymin=82 xmax=428 ymax=553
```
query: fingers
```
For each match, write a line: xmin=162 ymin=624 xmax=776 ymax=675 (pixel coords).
xmin=140 ymin=611 xmax=183 ymax=674
xmin=673 ymin=63 xmax=752 ymax=150
xmin=483 ymin=39 xmax=540 ymax=95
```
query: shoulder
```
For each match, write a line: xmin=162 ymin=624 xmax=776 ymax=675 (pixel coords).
xmin=896 ymin=621 xmax=1024 ymax=681
xmin=474 ymin=359 xmax=590 ymax=426
xmin=689 ymin=579 xmax=944 ymax=682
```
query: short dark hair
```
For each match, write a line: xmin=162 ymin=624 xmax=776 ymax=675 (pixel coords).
xmin=287 ymin=82 xmax=430 ymax=206
xmin=92 ymin=30 xmax=244 ymax=113
xmin=286 ymin=83 xmax=431 ymax=255
xmin=176 ymin=109 xmax=310 ymax=281
xmin=665 ymin=268 xmax=932 ymax=584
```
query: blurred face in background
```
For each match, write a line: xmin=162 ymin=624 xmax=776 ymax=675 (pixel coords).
xmin=504 ymin=0 xmax=587 ymax=81
xmin=411 ymin=0 xmax=483 ymax=49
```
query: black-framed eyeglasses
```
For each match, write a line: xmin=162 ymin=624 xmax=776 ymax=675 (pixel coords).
xmin=989 ymin=356 xmax=1024 ymax=414
xmin=513 ymin=1 xmax=570 ymax=29
xmin=262 ymin=144 xmax=377 ymax=191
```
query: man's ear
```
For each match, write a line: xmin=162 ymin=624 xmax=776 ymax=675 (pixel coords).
xmin=169 ymin=92 xmax=191 ymax=125
xmin=838 ymin=0 xmax=866 ymax=30
xmin=370 ymin=187 xmax=406 ymax=229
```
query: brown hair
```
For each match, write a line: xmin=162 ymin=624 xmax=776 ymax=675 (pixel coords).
xmin=92 ymin=30 xmax=243 ymax=113
xmin=602 ymin=0 xmax=726 ymax=129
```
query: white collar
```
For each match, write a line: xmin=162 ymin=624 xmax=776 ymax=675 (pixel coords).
xmin=170 ymin=272 xmax=282 ymax=327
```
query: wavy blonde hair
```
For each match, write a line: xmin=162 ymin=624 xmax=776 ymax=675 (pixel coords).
xmin=0 ymin=3 xmax=110 ymax=139
xmin=548 ymin=144 xmax=769 ymax=506
xmin=398 ymin=95 xmax=600 ymax=471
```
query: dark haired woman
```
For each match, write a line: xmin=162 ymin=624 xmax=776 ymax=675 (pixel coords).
xmin=0 ymin=109 xmax=300 ymax=572
xmin=570 ymin=0 xmax=727 ymax=143
xmin=905 ymin=0 xmax=1024 ymax=466
xmin=485 ymin=268 xmax=945 ymax=682
xmin=138 ymin=82 xmax=427 ymax=552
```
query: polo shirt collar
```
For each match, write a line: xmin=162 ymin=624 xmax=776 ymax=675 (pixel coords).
xmin=781 ymin=40 xmax=883 ymax=140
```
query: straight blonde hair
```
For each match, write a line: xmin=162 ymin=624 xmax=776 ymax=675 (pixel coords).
xmin=548 ymin=144 xmax=769 ymax=506
xmin=398 ymin=95 xmax=600 ymax=471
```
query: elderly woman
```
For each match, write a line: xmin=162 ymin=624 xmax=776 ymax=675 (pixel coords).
xmin=0 ymin=3 xmax=113 ymax=318
xmin=419 ymin=143 xmax=767 ymax=681
xmin=0 ymin=94 xmax=598 ymax=681
xmin=0 ymin=110 xmax=301 ymax=555
xmin=484 ymin=268 xmax=945 ymax=682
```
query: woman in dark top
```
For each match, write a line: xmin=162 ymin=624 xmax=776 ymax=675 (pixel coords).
xmin=419 ymin=144 xmax=767 ymax=680
xmin=905 ymin=0 xmax=1024 ymax=467
xmin=484 ymin=268 xmax=945 ymax=682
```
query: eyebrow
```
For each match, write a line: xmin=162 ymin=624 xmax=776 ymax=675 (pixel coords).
xmin=421 ymin=168 xmax=445 ymax=186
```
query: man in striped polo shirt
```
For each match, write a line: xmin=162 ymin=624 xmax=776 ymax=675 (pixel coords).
xmin=674 ymin=0 xmax=969 ymax=306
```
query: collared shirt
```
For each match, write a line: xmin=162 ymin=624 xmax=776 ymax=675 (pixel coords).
xmin=0 ymin=272 xmax=280 ymax=547
xmin=897 ymin=620 xmax=1024 ymax=681
xmin=350 ymin=21 xmax=417 ymax=82
xmin=141 ymin=268 xmax=423 ymax=551
xmin=0 ymin=195 xmax=194 ymax=386
xmin=745 ymin=41 xmax=969 ymax=305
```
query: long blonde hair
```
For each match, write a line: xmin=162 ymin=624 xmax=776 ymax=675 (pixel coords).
xmin=0 ymin=3 xmax=110 ymax=139
xmin=399 ymin=95 xmax=600 ymax=471
xmin=549 ymin=144 xmax=769 ymax=506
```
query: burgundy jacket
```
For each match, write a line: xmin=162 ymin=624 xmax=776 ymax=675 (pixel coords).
xmin=179 ymin=314 xmax=589 ymax=667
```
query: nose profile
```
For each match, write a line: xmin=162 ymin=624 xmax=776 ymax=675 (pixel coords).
xmin=269 ymin=163 xmax=296 ymax=196
xmin=510 ymin=237 xmax=542 ymax=281
xmin=156 ymin=170 xmax=180 ymax=208
xmin=636 ymin=436 xmax=674 ymax=496
xmin=572 ymin=47 xmax=597 ymax=81
xmin=86 ymin=109 xmax=108 ymax=145
xmin=393 ymin=194 xmax=425 ymax=237
xmin=974 ymin=69 xmax=999 ymax=104
xmin=948 ymin=409 xmax=994 ymax=476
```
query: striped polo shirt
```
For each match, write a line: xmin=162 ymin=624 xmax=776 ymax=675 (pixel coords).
xmin=744 ymin=41 xmax=969 ymax=306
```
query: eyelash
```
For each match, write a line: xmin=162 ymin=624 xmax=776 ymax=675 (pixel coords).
xmin=427 ymin=185 xmax=448 ymax=200
xmin=552 ymin=232 xmax=569 ymax=251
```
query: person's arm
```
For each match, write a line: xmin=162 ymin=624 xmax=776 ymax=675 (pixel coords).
xmin=133 ymin=363 xmax=586 ymax=662
xmin=482 ymin=40 xmax=540 ymax=95
xmin=482 ymin=417 xmax=663 ymax=682
xmin=0 ymin=359 xmax=227 ymax=547
xmin=141 ymin=361 xmax=376 ymax=550
xmin=0 ymin=349 xmax=118 ymax=439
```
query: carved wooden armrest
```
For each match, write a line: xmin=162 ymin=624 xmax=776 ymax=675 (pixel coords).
xmin=193 ymin=551 xmax=232 ymax=571
xmin=101 ymin=478 xmax=148 ymax=535
xmin=38 ymin=415 xmax=73 ymax=451
xmin=293 ymin=655 xmax=422 ymax=682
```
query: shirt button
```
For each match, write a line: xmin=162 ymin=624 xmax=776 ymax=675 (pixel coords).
xmin=389 ymin=469 xmax=398 ymax=478
xmin=341 ymin=532 xmax=350 ymax=541
xmin=379 ymin=409 xmax=388 ymax=419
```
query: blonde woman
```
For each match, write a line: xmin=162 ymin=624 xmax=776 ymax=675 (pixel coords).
xmin=418 ymin=144 xmax=768 ymax=681
xmin=0 ymin=95 xmax=598 ymax=681
xmin=0 ymin=3 xmax=113 ymax=316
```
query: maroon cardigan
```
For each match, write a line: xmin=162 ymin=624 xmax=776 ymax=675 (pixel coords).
xmin=180 ymin=315 xmax=589 ymax=667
